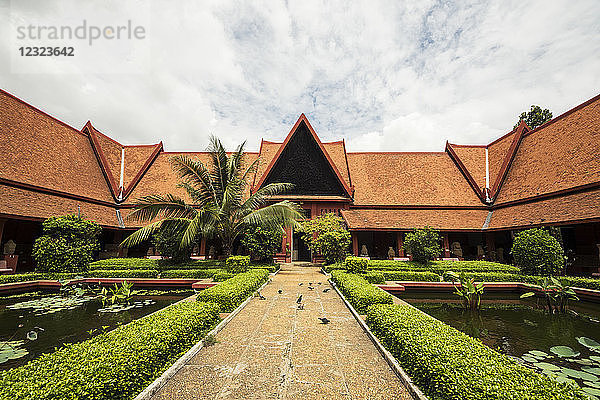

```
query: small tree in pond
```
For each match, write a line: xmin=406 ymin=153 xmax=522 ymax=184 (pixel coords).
xmin=32 ymin=214 xmax=101 ymax=273
xmin=298 ymin=213 xmax=351 ymax=264
xmin=241 ymin=225 xmax=283 ymax=262
xmin=403 ymin=227 xmax=441 ymax=264
xmin=511 ymin=228 xmax=564 ymax=275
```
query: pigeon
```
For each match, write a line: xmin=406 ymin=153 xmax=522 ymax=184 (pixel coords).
xmin=308 ymin=286 xmax=314 ymax=290
xmin=296 ymin=294 xmax=303 ymax=304
xmin=323 ymin=288 xmax=331 ymax=293
xmin=258 ymin=292 xmax=266 ymax=300
xmin=298 ymin=283 xmax=303 ymax=286
xmin=318 ymin=317 xmax=330 ymax=324
xmin=309 ymin=282 xmax=312 ymax=285
xmin=298 ymin=303 xmax=304 ymax=310
xmin=318 ymin=282 xmax=322 ymax=285
xmin=278 ymin=289 xmax=283 ymax=294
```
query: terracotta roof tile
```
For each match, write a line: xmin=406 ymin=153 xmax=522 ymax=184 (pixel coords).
xmin=346 ymin=152 xmax=484 ymax=206
xmin=0 ymin=183 xmax=119 ymax=227
xmin=322 ymin=141 xmax=351 ymax=187
xmin=495 ymin=97 xmax=600 ymax=204
xmin=0 ymin=91 xmax=114 ymax=203
xmin=488 ymin=188 xmax=600 ymax=229
xmin=487 ymin=130 xmax=517 ymax=192
xmin=447 ymin=144 xmax=486 ymax=191
xmin=341 ymin=208 xmax=489 ymax=231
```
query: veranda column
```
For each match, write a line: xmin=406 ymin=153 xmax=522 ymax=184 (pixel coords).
xmin=485 ymin=232 xmax=496 ymax=261
xmin=396 ymin=232 xmax=404 ymax=257
xmin=442 ymin=233 xmax=450 ymax=258
xmin=0 ymin=219 xmax=4 ymax=248
xmin=351 ymin=232 xmax=359 ymax=256
xmin=199 ymin=237 xmax=206 ymax=258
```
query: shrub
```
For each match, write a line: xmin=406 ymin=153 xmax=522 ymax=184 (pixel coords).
xmin=86 ymin=269 xmax=159 ymax=278
xmin=363 ymin=272 xmax=385 ymax=284
xmin=380 ymin=270 xmax=441 ymax=282
xmin=511 ymin=228 xmax=564 ymax=275
xmin=331 ymin=271 xmax=392 ymax=313
xmin=344 ymin=256 xmax=368 ymax=273
xmin=241 ymin=225 xmax=282 ymax=261
xmin=151 ymin=225 xmax=195 ymax=263
xmin=89 ymin=258 xmax=159 ymax=270
xmin=0 ymin=301 xmax=221 ymax=400
xmin=212 ymin=271 xmax=234 ymax=282
xmin=32 ymin=215 xmax=101 ymax=273
xmin=298 ymin=213 xmax=351 ymax=264
xmin=225 ymin=255 xmax=250 ymax=273
xmin=403 ymin=227 xmax=441 ymax=263
xmin=366 ymin=304 xmax=586 ymax=400
xmin=196 ymin=269 xmax=269 ymax=312
xmin=160 ymin=269 xmax=220 ymax=279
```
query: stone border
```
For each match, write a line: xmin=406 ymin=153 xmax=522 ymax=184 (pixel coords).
xmin=330 ymin=279 xmax=429 ymax=400
xmin=133 ymin=272 xmax=276 ymax=400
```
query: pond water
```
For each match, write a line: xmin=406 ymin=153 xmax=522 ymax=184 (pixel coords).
xmin=400 ymin=292 xmax=600 ymax=397
xmin=0 ymin=290 xmax=192 ymax=370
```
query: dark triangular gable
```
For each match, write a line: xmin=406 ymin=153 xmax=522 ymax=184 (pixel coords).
xmin=256 ymin=116 xmax=352 ymax=197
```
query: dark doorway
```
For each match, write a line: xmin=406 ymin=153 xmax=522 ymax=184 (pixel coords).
xmin=293 ymin=231 xmax=311 ymax=261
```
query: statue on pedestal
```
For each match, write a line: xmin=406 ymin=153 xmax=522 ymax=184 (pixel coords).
xmin=388 ymin=247 xmax=395 ymax=260
xmin=360 ymin=245 xmax=368 ymax=257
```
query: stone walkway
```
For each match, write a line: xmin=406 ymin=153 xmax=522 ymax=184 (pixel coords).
xmin=151 ymin=264 xmax=413 ymax=400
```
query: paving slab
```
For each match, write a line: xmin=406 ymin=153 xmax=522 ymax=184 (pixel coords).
xmin=150 ymin=263 xmax=414 ymax=400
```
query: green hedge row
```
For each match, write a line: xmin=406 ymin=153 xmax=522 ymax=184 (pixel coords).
xmin=89 ymin=258 xmax=159 ymax=270
xmin=375 ymin=270 xmax=600 ymax=290
xmin=326 ymin=260 xmax=519 ymax=274
xmin=0 ymin=273 xmax=78 ymax=284
xmin=90 ymin=258 xmax=280 ymax=273
xmin=0 ymin=301 xmax=221 ymax=400
xmin=196 ymin=269 xmax=270 ymax=312
xmin=331 ymin=271 xmax=392 ymax=313
xmin=366 ymin=304 xmax=586 ymax=400
xmin=362 ymin=271 xmax=386 ymax=284
xmin=160 ymin=269 xmax=222 ymax=279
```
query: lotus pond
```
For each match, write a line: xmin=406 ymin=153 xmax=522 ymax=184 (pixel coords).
xmin=0 ymin=289 xmax=192 ymax=369
xmin=400 ymin=292 xmax=600 ymax=398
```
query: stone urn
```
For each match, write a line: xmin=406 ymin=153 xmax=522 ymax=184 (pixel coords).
xmin=3 ymin=240 xmax=16 ymax=255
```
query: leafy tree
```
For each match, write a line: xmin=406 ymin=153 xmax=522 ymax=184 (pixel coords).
xmin=403 ymin=227 xmax=441 ymax=264
xmin=298 ymin=213 xmax=351 ymax=264
xmin=511 ymin=228 xmax=564 ymax=275
xmin=151 ymin=225 xmax=195 ymax=263
xmin=32 ymin=214 xmax=101 ymax=272
xmin=121 ymin=136 xmax=303 ymax=257
xmin=514 ymin=105 xmax=552 ymax=130
xmin=241 ymin=225 xmax=283 ymax=261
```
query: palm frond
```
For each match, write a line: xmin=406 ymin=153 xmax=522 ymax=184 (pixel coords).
xmin=120 ymin=218 xmax=191 ymax=248
xmin=240 ymin=183 xmax=295 ymax=215
xmin=126 ymin=194 xmax=196 ymax=222
xmin=241 ymin=200 xmax=303 ymax=230
xmin=169 ymin=155 xmax=218 ymax=204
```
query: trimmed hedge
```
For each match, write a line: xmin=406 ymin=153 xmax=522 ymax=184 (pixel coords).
xmin=331 ymin=271 xmax=392 ymax=313
xmin=89 ymin=258 xmax=279 ymax=273
xmin=89 ymin=258 xmax=159 ymax=270
xmin=225 ymin=255 xmax=250 ymax=273
xmin=379 ymin=270 xmax=442 ymax=282
xmin=196 ymin=269 xmax=269 ymax=312
xmin=160 ymin=269 xmax=221 ymax=279
xmin=366 ymin=304 xmax=586 ymax=400
xmin=324 ymin=260 xmax=519 ymax=274
xmin=362 ymin=271 xmax=385 ymax=284
xmin=212 ymin=271 xmax=234 ymax=282
xmin=344 ymin=256 xmax=368 ymax=273
xmin=0 ymin=301 xmax=221 ymax=400
xmin=87 ymin=269 xmax=159 ymax=278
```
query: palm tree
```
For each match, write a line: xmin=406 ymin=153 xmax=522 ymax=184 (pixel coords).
xmin=121 ymin=136 xmax=303 ymax=257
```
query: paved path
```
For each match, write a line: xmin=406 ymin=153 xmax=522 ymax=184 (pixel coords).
xmin=151 ymin=264 xmax=413 ymax=400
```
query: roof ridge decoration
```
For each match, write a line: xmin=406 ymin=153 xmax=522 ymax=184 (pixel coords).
xmin=84 ymin=121 xmax=120 ymax=200
xmin=252 ymin=114 xmax=353 ymax=198
xmin=445 ymin=141 xmax=486 ymax=203
xmin=489 ymin=120 xmax=530 ymax=201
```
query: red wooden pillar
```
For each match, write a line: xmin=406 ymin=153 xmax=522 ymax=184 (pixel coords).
xmin=486 ymin=232 xmax=496 ymax=261
xmin=352 ymin=232 xmax=359 ymax=256
xmin=115 ymin=231 xmax=125 ymax=257
xmin=442 ymin=233 xmax=450 ymax=258
xmin=0 ymin=219 xmax=5 ymax=247
xmin=396 ymin=232 xmax=404 ymax=257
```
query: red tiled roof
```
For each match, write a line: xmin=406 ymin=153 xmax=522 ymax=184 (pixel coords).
xmin=446 ymin=144 xmax=486 ymax=192
xmin=345 ymin=152 xmax=484 ymax=206
xmin=341 ymin=208 xmax=489 ymax=231
xmin=494 ymin=95 xmax=600 ymax=204
xmin=488 ymin=188 xmax=600 ymax=230
xmin=0 ymin=90 xmax=114 ymax=203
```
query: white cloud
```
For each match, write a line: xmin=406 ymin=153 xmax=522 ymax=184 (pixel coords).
xmin=1 ymin=0 xmax=599 ymax=152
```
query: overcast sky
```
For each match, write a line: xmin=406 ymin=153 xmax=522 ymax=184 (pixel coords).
xmin=1 ymin=0 xmax=599 ymax=152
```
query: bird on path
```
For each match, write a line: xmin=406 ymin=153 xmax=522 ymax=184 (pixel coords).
xmin=298 ymin=283 xmax=303 ymax=286
xmin=296 ymin=294 xmax=303 ymax=304
xmin=309 ymin=282 xmax=312 ymax=285
xmin=318 ymin=317 xmax=330 ymax=324
xmin=278 ymin=289 xmax=283 ymax=294
xmin=323 ymin=288 xmax=331 ymax=293
xmin=318 ymin=282 xmax=322 ymax=285
xmin=258 ymin=292 xmax=266 ymax=300
xmin=308 ymin=286 xmax=314 ymax=290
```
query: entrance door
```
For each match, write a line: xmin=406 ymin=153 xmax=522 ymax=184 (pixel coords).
xmin=292 ymin=231 xmax=312 ymax=261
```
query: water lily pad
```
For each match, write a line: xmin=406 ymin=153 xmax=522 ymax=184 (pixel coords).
xmin=575 ymin=359 xmax=596 ymax=366
xmin=551 ymin=346 xmax=580 ymax=358
xmin=578 ymin=337 xmax=600 ymax=350
xmin=529 ymin=350 xmax=549 ymax=358
xmin=583 ymin=387 xmax=600 ymax=396
xmin=586 ymin=381 xmax=600 ymax=389
xmin=535 ymin=362 xmax=560 ymax=371
xmin=583 ymin=367 xmax=600 ymax=376
xmin=562 ymin=368 xmax=598 ymax=381
xmin=522 ymin=355 xmax=538 ymax=363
